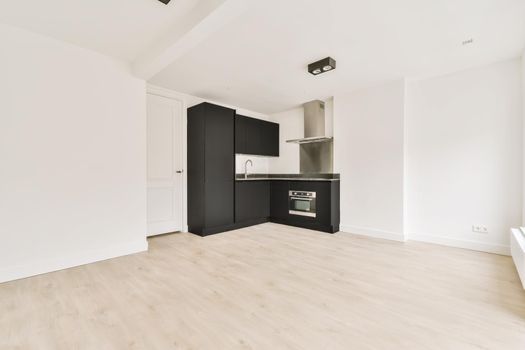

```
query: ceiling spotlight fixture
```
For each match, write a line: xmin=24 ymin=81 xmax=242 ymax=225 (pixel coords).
xmin=157 ymin=0 xmax=171 ymax=4
xmin=308 ymin=57 xmax=336 ymax=76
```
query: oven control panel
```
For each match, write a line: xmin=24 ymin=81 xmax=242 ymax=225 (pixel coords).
xmin=289 ymin=191 xmax=317 ymax=198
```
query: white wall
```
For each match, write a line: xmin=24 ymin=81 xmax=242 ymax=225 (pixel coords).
xmin=268 ymin=107 xmax=303 ymax=174
xmin=334 ymin=80 xmax=406 ymax=241
xmin=0 ymin=24 xmax=147 ymax=283
xmin=185 ymin=95 xmax=270 ymax=121
xmin=406 ymin=59 xmax=522 ymax=255
xmin=235 ymin=154 xmax=269 ymax=174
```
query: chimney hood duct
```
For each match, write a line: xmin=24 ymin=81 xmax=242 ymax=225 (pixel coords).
xmin=286 ymin=100 xmax=333 ymax=144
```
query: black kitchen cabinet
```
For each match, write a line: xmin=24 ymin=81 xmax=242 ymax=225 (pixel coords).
xmin=188 ymin=100 xmax=339 ymax=236
xmin=270 ymin=181 xmax=289 ymax=221
xmin=235 ymin=115 xmax=279 ymax=156
xmin=262 ymin=121 xmax=279 ymax=156
xmin=245 ymin=117 xmax=262 ymax=155
xmin=235 ymin=179 xmax=339 ymax=233
xmin=287 ymin=181 xmax=330 ymax=229
xmin=188 ymin=103 xmax=235 ymax=236
xmin=272 ymin=180 xmax=340 ymax=233
xmin=235 ymin=116 xmax=247 ymax=155
xmin=235 ymin=181 xmax=270 ymax=224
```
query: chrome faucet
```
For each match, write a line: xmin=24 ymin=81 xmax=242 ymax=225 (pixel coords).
xmin=244 ymin=159 xmax=253 ymax=179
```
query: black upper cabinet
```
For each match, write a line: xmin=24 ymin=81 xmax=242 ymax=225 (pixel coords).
xmin=246 ymin=117 xmax=263 ymax=155
xmin=262 ymin=122 xmax=279 ymax=156
xmin=235 ymin=115 xmax=279 ymax=156
xmin=235 ymin=116 xmax=247 ymax=155
xmin=206 ymin=111 xmax=235 ymax=182
xmin=188 ymin=103 xmax=235 ymax=235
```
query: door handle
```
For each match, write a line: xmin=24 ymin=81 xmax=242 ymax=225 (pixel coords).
xmin=290 ymin=197 xmax=313 ymax=201
xmin=176 ymin=170 xmax=183 ymax=174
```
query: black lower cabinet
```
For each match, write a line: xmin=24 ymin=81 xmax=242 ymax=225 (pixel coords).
xmin=284 ymin=181 xmax=339 ymax=233
xmin=235 ymin=181 xmax=270 ymax=225
xmin=264 ymin=180 xmax=340 ymax=233
xmin=270 ymin=181 xmax=289 ymax=221
xmin=205 ymin=180 xmax=234 ymax=228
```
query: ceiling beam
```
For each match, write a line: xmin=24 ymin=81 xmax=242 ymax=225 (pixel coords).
xmin=133 ymin=0 xmax=252 ymax=80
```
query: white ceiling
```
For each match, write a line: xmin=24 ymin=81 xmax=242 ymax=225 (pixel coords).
xmin=149 ymin=0 xmax=525 ymax=113
xmin=0 ymin=0 xmax=203 ymax=61
xmin=0 ymin=0 xmax=524 ymax=113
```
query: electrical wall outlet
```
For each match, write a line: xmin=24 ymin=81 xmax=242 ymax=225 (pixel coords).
xmin=472 ymin=225 xmax=488 ymax=234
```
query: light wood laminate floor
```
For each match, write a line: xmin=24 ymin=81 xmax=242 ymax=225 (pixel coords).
xmin=1 ymin=223 xmax=525 ymax=350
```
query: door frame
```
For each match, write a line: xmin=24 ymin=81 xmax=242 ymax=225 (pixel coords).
xmin=147 ymin=84 xmax=188 ymax=233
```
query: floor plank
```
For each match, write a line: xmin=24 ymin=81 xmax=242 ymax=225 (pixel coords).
xmin=1 ymin=223 xmax=524 ymax=349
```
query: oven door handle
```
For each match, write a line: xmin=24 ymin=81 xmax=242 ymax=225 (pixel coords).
xmin=290 ymin=197 xmax=314 ymax=201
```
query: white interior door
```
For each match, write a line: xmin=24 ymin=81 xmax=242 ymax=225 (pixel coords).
xmin=147 ymin=93 xmax=184 ymax=236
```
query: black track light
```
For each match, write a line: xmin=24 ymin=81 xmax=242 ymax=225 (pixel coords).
xmin=308 ymin=57 xmax=336 ymax=76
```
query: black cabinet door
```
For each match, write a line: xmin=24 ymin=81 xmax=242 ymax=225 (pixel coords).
xmin=270 ymin=181 xmax=289 ymax=220
xmin=245 ymin=117 xmax=262 ymax=155
xmin=205 ymin=107 xmax=234 ymax=182
xmin=235 ymin=181 xmax=270 ymax=222
xmin=187 ymin=107 xmax=206 ymax=232
xmin=236 ymin=115 xmax=279 ymax=157
xmin=203 ymin=104 xmax=235 ymax=229
xmin=261 ymin=121 xmax=279 ymax=156
xmin=206 ymin=180 xmax=234 ymax=227
xmin=235 ymin=115 xmax=247 ymax=154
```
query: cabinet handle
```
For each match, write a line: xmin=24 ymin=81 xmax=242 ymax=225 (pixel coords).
xmin=176 ymin=170 xmax=184 ymax=174
xmin=291 ymin=197 xmax=313 ymax=201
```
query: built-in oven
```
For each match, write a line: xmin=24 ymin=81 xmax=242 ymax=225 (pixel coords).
xmin=289 ymin=190 xmax=317 ymax=218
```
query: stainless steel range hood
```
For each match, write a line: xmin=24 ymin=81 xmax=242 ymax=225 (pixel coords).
xmin=286 ymin=100 xmax=333 ymax=144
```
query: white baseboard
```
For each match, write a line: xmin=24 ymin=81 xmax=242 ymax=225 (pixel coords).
xmin=147 ymin=221 xmax=183 ymax=237
xmin=0 ymin=238 xmax=148 ymax=284
xmin=340 ymin=225 xmax=510 ymax=256
xmin=409 ymin=233 xmax=510 ymax=256
xmin=340 ymin=224 xmax=406 ymax=242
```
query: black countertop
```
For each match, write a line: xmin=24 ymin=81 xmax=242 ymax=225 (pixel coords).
xmin=235 ymin=173 xmax=340 ymax=182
